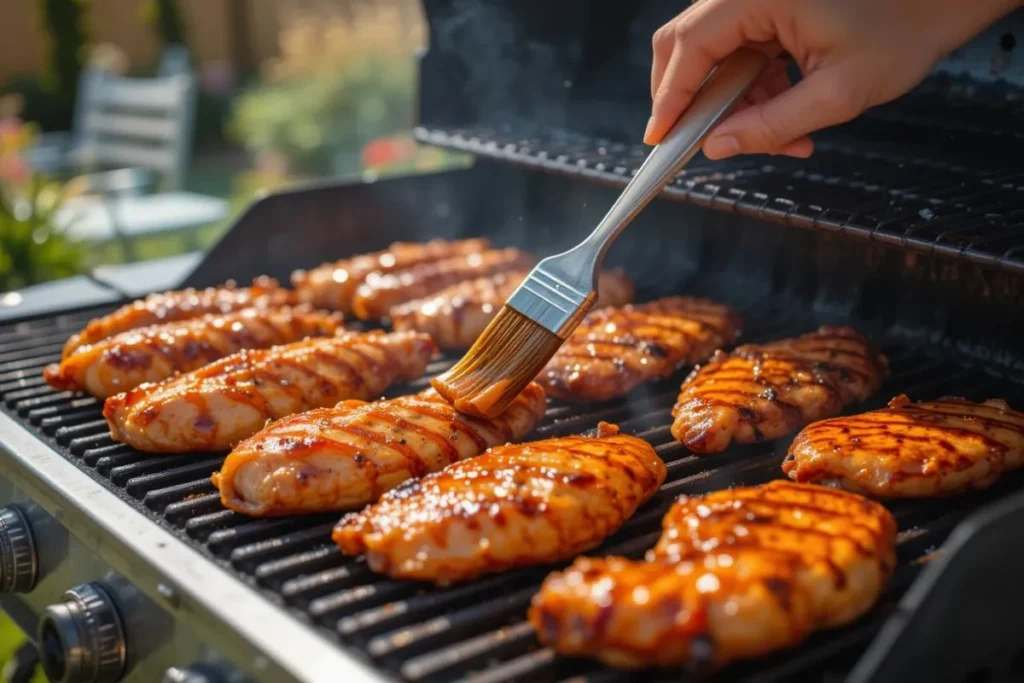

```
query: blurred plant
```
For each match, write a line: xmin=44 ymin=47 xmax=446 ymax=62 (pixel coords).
xmin=229 ymin=1 xmax=426 ymax=177
xmin=143 ymin=0 xmax=189 ymax=51
xmin=1 ymin=115 xmax=83 ymax=291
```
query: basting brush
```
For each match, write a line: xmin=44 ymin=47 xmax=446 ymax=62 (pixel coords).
xmin=432 ymin=48 xmax=770 ymax=418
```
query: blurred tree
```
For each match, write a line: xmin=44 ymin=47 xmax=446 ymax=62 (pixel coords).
xmin=32 ymin=0 xmax=89 ymax=131
xmin=143 ymin=0 xmax=189 ymax=52
xmin=38 ymin=0 xmax=89 ymax=100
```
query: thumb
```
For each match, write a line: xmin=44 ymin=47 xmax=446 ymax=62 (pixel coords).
xmin=703 ymin=68 xmax=865 ymax=158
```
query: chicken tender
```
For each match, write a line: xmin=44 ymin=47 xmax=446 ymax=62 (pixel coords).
xmin=539 ymin=296 xmax=742 ymax=403
xmin=292 ymin=238 xmax=490 ymax=313
xmin=104 ymin=330 xmax=436 ymax=453
xmin=785 ymin=395 xmax=1024 ymax=497
xmin=390 ymin=268 xmax=635 ymax=350
xmin=62 ymin=277 xmax=293 ymax=359
xmin=44 ymin=307 xmax=341 ymax=399
xmin=529 ymin=481 xmax=896 ymax=669
xmin=334 ymin=422 xmax=665 ymax=584
xmin=212 ymin=383 xmax=547 ymax=516
xmin=672 ymin=326 xmax=888 ymax=453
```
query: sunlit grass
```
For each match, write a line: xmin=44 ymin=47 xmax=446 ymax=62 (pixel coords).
xmin=0 ymin=611 xmax=44 ymax=682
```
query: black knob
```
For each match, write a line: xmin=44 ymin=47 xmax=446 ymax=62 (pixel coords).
xmin=38 ymin=583 xmax=127 ymax=683
xmin=0 ymin=505 xmax=38 ymax=593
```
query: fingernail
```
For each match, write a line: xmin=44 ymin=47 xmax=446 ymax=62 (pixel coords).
xmin=704 ymin=135 xmax=740 ymax=160
xmin=643 ymin=117 xmax=656 ymax=145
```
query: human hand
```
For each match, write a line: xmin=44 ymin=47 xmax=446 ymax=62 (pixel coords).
xmin=646 ymin=0 xmax=1021 ymax=158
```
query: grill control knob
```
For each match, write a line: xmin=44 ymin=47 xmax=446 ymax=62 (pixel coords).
xmin=38 ymin=582 xmax=127 ymax=683
xmin=0 ymin=505 xmax=38 ymax=593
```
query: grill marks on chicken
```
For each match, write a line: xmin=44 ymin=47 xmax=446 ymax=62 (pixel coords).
xmin=538 ymin=297 xmax=742 ymax=403
xmin=44 ymin=307 xmax=341 ymax=399
xmin=351 ymin=247 xmax=533 ymax=320
xmin=291 ymin=238 xmax=491 ymax=313
xmin=529 ymin=481 xmax=896 ymax=670
xmin=784 ymin=395 xmax=1024 ymax=498
xmin=390 ymin=268 xmax=635 ymax=350
xmin=671 ymin=326 xmax=888 ymax=454
xmin=333 ymin=422 xmax=665 ymax=584
xmin=212 ymin=382 xmax=547 ymax=517
xmin=61 ymin=277 xmax=293 ymax=359
xmin=103 ymin=330 xmax=437 ymax=453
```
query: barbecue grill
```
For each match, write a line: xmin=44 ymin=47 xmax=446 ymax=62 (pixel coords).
xmin=3 ymin=2 xmax=1024 ymax=682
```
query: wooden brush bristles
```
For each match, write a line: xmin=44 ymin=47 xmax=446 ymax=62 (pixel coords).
xmin=431 ymin=306 xmax=562 ymax=419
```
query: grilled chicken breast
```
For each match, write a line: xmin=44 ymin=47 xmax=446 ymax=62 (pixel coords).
xmin=671 ymin=326 xmax=888 ymax=454
xmin=213 ymin=382 xmax=547 ymax=517
xmin=103 ymin=330 xmax=437 ymax=453
xmin=334 ymin=422 xmax=665 ymax=584
xmin=539 ymin=297 xmax=742 ymax=403
xmin=62 ymin=277 xmax=293 ymax=359
xmin=292 ymin=238 xmax=490 ymax=313
xmin=44 ymin=307 xmax=341 ymax=399
xmin=390 ymin=268 xmax=635 ymax=350
xmin=351 ymin=247 xmax=533 ymax=320
xmin=530 ymin=480 xmax=896 ymax=670
xmin=784 ymin=394 xmax=1024 ymax=497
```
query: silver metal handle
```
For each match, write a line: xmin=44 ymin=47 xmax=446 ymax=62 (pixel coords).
xmin=582 ymin=47 xmax=770 ymax=260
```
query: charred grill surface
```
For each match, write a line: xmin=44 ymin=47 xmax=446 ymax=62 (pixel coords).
xmin=3 ymin=300 xmax=1024 ymax=683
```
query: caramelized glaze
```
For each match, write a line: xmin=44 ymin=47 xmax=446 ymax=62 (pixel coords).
xmin=785 ymin=394 xmax=1024 ymax=497
xmin=671 ymin=325 xmax=888 ymax=453
xmin=44 ymin=307 xmax=341 ymax=399
xmin=350 ymin=247 xmax=533 ymax=320
xmin=212 ymin=382 xmax=547 ymax=516
xmin=333 ymin=422 xmax=665 ymax=584
xmin=391 ymin=268 xmax=635 ymax=350
xmin=539 ymin=296 xmax=742 ymax=403
xmin=291 ymin=238 xmax=490 ymax=313
xmin=61 ymin=277 xmax=293 ymax=359
xmin=103 ymin=330 xmax=437 ymax=453
xmin=529 ymin=480 xmax=896 ymax=669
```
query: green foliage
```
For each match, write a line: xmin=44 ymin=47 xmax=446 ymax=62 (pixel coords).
xmin=230 ymin=56 xmax=416 ymax=176
xmin=143 ymin=0 xmax=188 ymax=50
xmin=0 ymin=176 xmax=84 ymax=291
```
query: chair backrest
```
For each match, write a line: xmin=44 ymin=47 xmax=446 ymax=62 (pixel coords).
xmin=156 ymin=44 xmax=192 ymax=77
xmin=72 ymin=68 xmax=197 ymax=191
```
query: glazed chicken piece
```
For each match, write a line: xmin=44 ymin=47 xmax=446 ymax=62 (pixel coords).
xmin=671 ymin=326 xmax=888 ymax=454
xmin=44 ymin=307 xmax=341 ymax=399
xmin=292 ymin=238 xmax=491 ymax=313
xmin=390 ymin=268 xmax=635 ymax=350
xmin=334 ymin=422 xmax=665 ymax=584
xmin=530 ymin=480 xmax=896 ymax=670
xmin=784 ymin=394 xmax=1024 ymax=497
xmin=539 ymin=296 xmax=742 ymax=403
xmin=103 ymin=330 xmax=437 ymax=453
xmin=212 ymin=382 xmax=547 ymax=516
xmin=61 ymin=277 xmax=293 ymax=359
xmin=351 ymin=247 xmax=533 ymax=320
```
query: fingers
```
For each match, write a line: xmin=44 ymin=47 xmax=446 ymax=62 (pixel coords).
xmin=703 ymin=67 xmax=864 ymax=158
xmin=645 ymin=0 xmax=756 ymax=145
xmin=651 ymin=18 xmax=678 ymax=101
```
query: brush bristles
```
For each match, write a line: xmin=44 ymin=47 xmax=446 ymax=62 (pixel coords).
xmin=432 ymin=306 xmax=562 ymax=419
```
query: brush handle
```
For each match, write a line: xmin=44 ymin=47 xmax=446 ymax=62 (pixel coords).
xmin=581 ymin=47 xmax=770 ymax=262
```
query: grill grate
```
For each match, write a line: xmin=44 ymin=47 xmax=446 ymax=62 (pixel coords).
xmin=415 ymin=118 xmax=1024 ymax=276
xmin=3 ymin=303 xmax=1024 ymax=682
